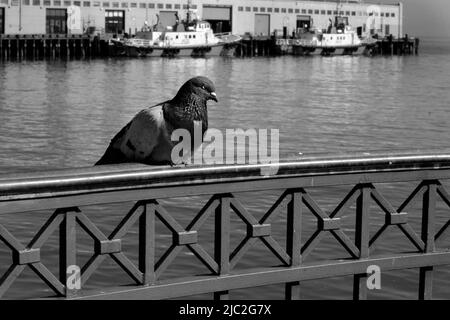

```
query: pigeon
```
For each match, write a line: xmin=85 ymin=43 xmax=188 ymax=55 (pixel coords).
xmin=95 ymin=76 xmax=217 ymax=166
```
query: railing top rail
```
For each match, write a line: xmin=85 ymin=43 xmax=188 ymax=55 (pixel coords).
xmin=2 ymin=150 xmax=450 ymax=201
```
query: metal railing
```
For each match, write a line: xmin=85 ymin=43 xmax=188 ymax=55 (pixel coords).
xmin=0 ymin=150 xmax=450 ymax=299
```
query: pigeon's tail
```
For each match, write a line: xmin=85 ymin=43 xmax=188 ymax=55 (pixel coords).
xmin=95 ymin=145 xmax=129 ymax=166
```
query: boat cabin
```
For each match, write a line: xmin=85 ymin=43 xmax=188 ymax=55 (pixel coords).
xmin=156 ymin=20 xmax=220 ymax=47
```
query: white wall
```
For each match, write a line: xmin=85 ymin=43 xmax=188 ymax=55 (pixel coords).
xmin=3 ymin=5 xmax=46 ymax=34
xmin=0 ymin=0 xmax=403 ymax=36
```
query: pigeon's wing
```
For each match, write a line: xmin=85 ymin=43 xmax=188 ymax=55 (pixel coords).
xmin=95 ymin=121 xmax=132 ymax=165
xmin=116 ymin=105 xmax=166 ymax=162
xmin=110 ymin=120 xmax=132 ymax=146
xmin=95 ymin=105 xmax=166 ymax=165
xmin=148 ymin=99 xmax=171 ymax=110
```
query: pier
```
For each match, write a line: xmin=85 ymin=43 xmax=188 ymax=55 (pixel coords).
xmin=0 ymin=150 xmax=449 ymax=299
xmin=274 ymin=36 xmax=419 ymax=57
xmin=0 ymin=34 xmax=419 ymax=60
xmin=0 ymin=34 xmax=108 ymax=60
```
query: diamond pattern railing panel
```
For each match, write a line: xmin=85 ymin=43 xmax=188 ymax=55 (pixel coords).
xmin=0 ymin=179 xmax=449 ymax=300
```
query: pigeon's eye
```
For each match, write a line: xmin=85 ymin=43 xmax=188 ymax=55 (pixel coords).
xmin=201 ymin=85 xmax=206 ymax=90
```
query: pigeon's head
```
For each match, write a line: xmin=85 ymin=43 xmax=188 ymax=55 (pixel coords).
xmin=178 ymin=76 xmax=218 ymax=103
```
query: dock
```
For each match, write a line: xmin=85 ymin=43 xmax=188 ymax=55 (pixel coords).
xmin=0 ymin=34 xmax=109 ymax=60
xmin=0 ymin=33 xmax=419 ymax=61
xmin=273 ymin=36 xmax=419 ymax=57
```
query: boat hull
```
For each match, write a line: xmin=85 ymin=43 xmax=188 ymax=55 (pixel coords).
xmin=293 ymin=44 xmax=368 ymax=56
xmin=120 ymin=42 xmax=238 ymax=58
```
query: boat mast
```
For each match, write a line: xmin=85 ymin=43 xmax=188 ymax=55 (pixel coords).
xmin=187 ymin=0 xmax=192 ymax=24
xmin=335 ymin=0 xmax=344 ymax=28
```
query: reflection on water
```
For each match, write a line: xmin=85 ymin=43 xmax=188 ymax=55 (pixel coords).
xmin=0 ymin=44 xmax=450 ymax=299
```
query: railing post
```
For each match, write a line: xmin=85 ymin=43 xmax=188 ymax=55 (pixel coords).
xmin=139 ymin=201 xmax=156 ymax=285
xmin=59 ymin=207 xmax=79 ymax=298
xmin=353 ymin=185 xmax=371 ymax=300
xmin=285 ymin=191 xmax=302 ymax=300
xmin=419 ymin=181 xmax=436 ymax=300
xmin=214 ymin=194 xmax=231 ymax=300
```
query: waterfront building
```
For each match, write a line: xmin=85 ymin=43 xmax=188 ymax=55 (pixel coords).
xmin=0 ymin=0 xmax=403 ymax=38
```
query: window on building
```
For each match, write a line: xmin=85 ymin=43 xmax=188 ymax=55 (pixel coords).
xmin=174 ymin=4 xmax=180 ymax=9
xmin=308 ymin=9 xmax=312 ymax=14
xmin=302 ymin=9 xmax=306 ymax=14
xmin=281 ymin=8 xmax=286 ymax=13
xmin=165 ymin=4 xmax=171 ymax=9
xmin=352 ymin=11 xmax=356 ymax=16
xmin=130 ymin=2 xmax=136 ymax=7
xmin=288 ymin=8 xmax=293 ymax=13
xmin=63 ymin=0 xmax=70 ymax=5
xmin=46 ymin=8 xmax=67 ymax=34
xmin=245 ymin=7 xmax=250 ymax=12
xmin=295 ymin=9 xmax=299 ymax=13
xmin=268 ymin=8 xmax=272 ymax=12
xmin=327 ymin=10 xmax=332 ymax=15
xmin=102 ymin=2 xmax=109 ymax=7
xmin=238 ymin=6 xmax=243 ymax=11
xmin=274 ymin=8 xmax=279 ymax=13
xmin=53 ymin=0 xmax=61 ymax=5
xmin=157 ymin=3 xmax=163 ymax=9
xmin=391 ymin=13 xmax=395 ymax=17
xmin=83 ymin=1 xmax=89 ymax=6
xmin=260 ymin=7 xmax=265 ymax=12
xmin=32 ymin=0 xmax=40 ymax=4
xmin=253 ymin=7 xmax=258 ymax=12
xmin=73 ymin=0 xmax=80 ymax=5
xmin=0 ymin=8 xmax=4 ymax=35
xmin=314 ymin=10 xmax=319 ymax=14
xmin=105 ymin=10 xmax=125 ymax=34
xmin=381 ymin=13 xmax=384 ymax=17
xmin=385 ymin=24 xmax=390 ymax=35
xmin=121 ymin=2 xmax=127 ymax=8
xmin=345 ymin=11 xmax=350 ymax=16
xmin=112 ymin=2 xmax=118 ymax=7
xmin=148 ymin=3 xmax=154 ymax=8
xmin=321 ymin=10 xmax=326 ymax=15
xmin=191 ymin=4 xmax=196 ymax=9
xmin=23 ymin=0 xmax=30 ymax=5
xmin=93 ymin=1 xmax=99 ymax=6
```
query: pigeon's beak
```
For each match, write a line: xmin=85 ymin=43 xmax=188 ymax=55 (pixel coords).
xmin=210 ymin=92 xmax=218 ymax=102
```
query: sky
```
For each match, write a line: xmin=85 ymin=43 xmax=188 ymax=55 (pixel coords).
xmin=377 ymin=0 xmax=450 ymax=38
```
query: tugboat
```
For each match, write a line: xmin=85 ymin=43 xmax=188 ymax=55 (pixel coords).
xmin=119 ymin=1 xmax=241 ymax=57
xmin=291 ymin=4 xmax=376 ymax=56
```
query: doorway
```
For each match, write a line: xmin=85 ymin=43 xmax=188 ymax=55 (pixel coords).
xmin=202 ymin=5 xmax=232 ymax=34
xmin=105 ymin=10 xmax=125 ymax=34
xmin=46 ymin=9 xmax=67 ymax=34
xmin=254 ymin=14 xmax=270 ymax=36
xmin=296 ymin=15 xmax=311 ymax=29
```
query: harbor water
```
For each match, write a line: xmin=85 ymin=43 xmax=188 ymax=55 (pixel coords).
xmin=0 ymin=37 xmax=449 ymax=299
